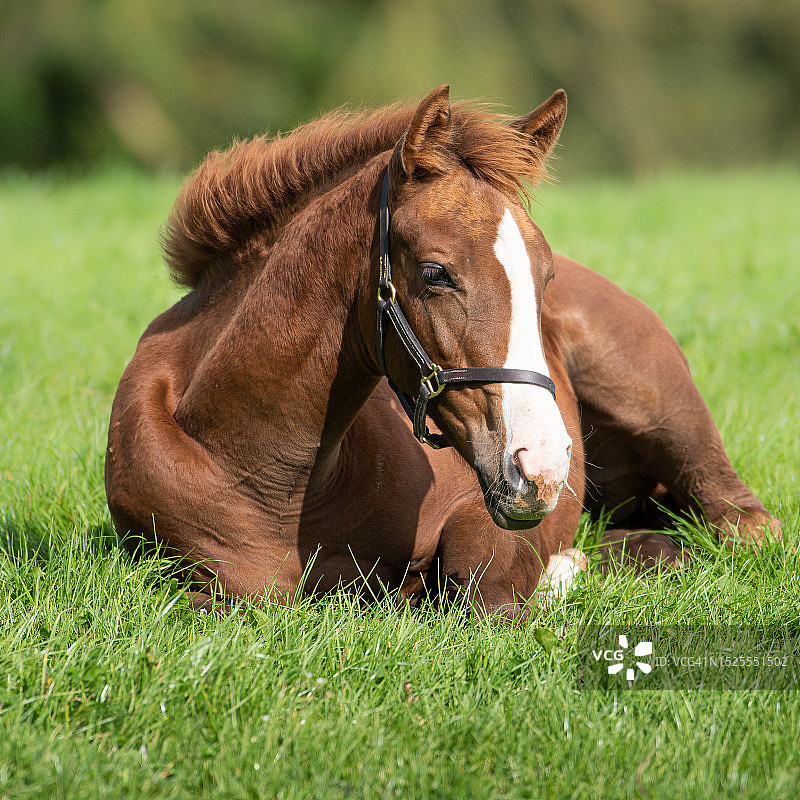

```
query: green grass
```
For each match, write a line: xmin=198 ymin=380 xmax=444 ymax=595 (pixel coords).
xmin=1 ymin=167 xmax=799 ymax=799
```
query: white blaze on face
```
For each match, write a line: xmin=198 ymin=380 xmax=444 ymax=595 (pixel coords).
xmin=493 ymin=208 xmax=571 ymax=501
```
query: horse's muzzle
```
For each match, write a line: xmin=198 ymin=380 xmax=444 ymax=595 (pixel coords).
xmin=477 ymin=472 xmax=555 ymax=531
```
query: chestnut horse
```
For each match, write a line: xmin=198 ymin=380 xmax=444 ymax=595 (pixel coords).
xmin=105 ymin=86 xmax=779 ymax=616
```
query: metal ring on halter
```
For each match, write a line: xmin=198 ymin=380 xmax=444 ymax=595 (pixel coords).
xmin=377 ymin=280 xmax=396 ymax=305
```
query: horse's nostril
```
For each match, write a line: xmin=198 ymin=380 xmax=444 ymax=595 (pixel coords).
xmin=509 ymin=445 xmax=567 ymax=506
xmin=512 ymin=447 xmax=541 ymax=484
xmin=511 ymin=447 xmax=530 ymax=483
xmin=511 ymin=447 xmax=544 ymax=496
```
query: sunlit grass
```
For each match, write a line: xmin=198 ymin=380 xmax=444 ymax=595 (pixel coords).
xmin=1 ymin=167 xmax=798 ymax=798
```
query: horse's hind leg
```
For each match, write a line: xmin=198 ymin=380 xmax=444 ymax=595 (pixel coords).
xmin=547 ymin=255 xmax=780 ymax=546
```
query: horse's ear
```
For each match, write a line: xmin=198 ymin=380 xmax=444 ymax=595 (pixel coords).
xmin=511 ymin=89 xmax=567 ymax=158
xmin=398 ymin=84 xmax=454 ymax=177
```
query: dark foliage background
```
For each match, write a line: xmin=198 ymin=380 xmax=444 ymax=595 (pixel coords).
xmin=2 ymin=0 xmax=798 ymax=176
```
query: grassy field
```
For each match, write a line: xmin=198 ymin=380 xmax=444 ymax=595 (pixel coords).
xmin=1 ymin=167 xmax=799 ymax=799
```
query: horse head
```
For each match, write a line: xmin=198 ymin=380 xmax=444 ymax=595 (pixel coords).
xmin=374 ymin=85 xmax=572 ymax=530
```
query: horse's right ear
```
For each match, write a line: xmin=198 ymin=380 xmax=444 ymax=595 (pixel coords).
xmin=396 ymin=84 xmax=454 ymax=178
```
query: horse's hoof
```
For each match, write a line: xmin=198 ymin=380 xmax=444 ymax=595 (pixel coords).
xmin=717 ymin=509 xmax=782 ymax=548
xmin=538 ymin=547 xmax=588 ymax=607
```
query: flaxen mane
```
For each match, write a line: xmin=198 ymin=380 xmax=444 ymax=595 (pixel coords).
xmin=162 ymin=102 xmax=552 ymax=290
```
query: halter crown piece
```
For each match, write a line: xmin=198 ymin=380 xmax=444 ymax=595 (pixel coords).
xmin=375 ymin=168 xmax=557 ymax=448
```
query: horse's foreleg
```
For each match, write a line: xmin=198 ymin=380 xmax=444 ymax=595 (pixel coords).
xmin=597 ymin=529 xmax=687 ymax=574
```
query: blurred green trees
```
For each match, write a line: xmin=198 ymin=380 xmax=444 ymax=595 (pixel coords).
xmin=2 ymin=0 xmax=798 ymax=176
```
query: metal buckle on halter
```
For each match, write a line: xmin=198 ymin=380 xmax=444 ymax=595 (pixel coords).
xmin=377 ymin=280 xmax=396 ymax=306
xmin=420 ymin=364 xmax=445 ymax=399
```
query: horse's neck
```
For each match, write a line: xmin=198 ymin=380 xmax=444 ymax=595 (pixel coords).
xmin=174 ymin=170 xmax=381 ymax=498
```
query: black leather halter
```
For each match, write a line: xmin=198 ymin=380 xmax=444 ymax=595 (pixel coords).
xmin=375 ymin=168 xmax=556 ymax=449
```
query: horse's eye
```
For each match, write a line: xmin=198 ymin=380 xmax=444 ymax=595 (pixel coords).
xmin=420 ymin=262 xmax=456 ymax=289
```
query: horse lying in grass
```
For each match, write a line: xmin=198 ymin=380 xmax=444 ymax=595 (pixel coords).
xmin=105 ymin=85 xmax=780 ymax=616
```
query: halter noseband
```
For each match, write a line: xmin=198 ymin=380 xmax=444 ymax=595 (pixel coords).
xmin=375 ymin=168 xmax=556 ymax=449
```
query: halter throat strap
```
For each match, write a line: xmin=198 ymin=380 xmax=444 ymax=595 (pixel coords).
xmin=375 ymin=168 xmax=556 ymax=448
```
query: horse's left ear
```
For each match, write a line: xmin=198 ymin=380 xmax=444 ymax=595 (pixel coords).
xmin=398 ymin=84 xmax=454 ymax=177
xmin=511 ymin=89 xmax=567 ymax=158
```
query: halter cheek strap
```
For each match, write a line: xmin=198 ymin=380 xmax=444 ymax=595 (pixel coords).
xmin=375 ymin=168 xmax=556 ymax=449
